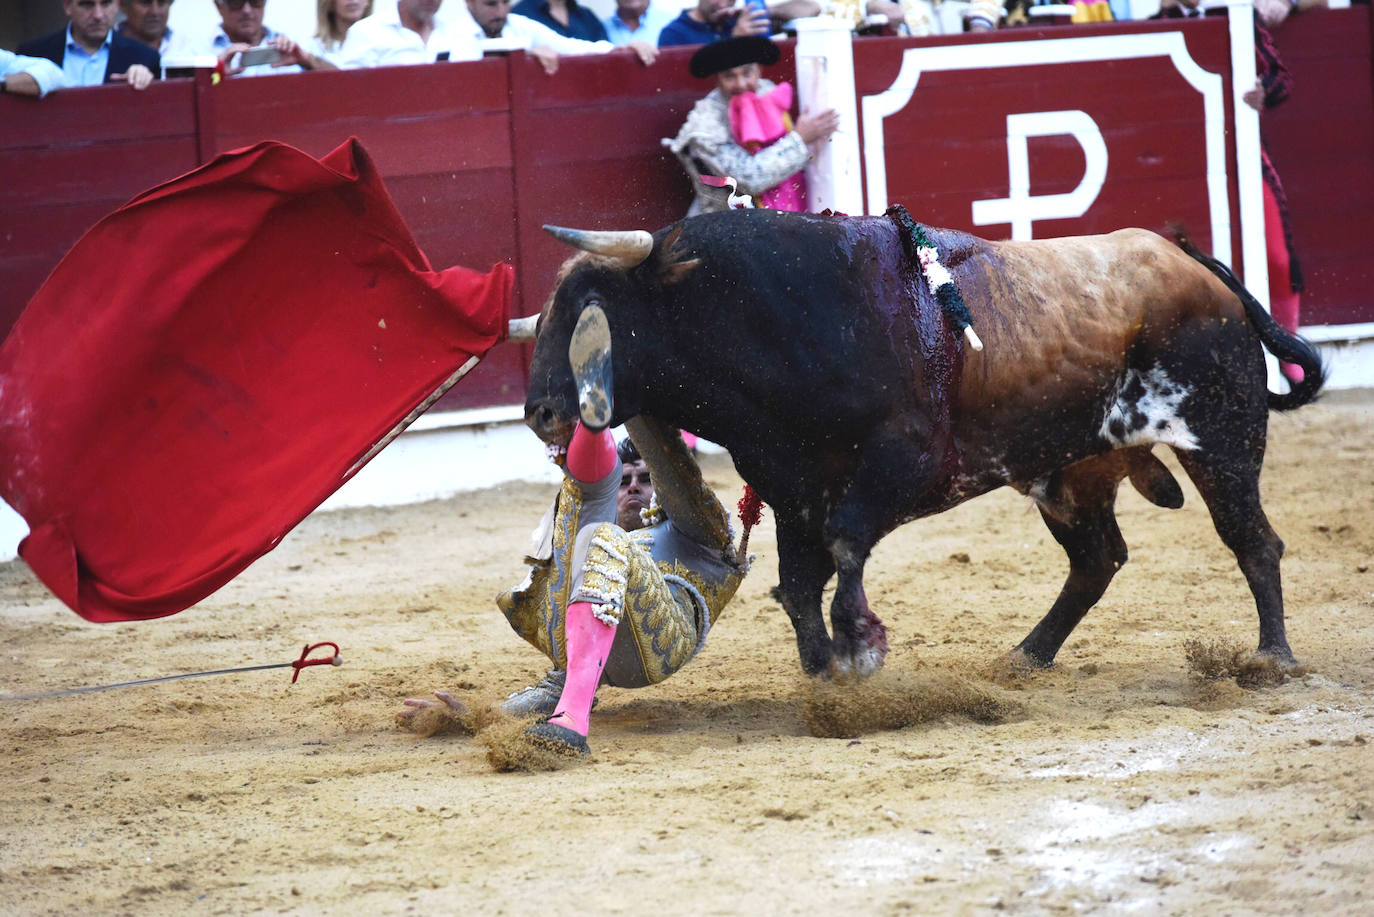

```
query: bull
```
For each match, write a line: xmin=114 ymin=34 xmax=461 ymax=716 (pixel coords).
xmin=521 ymin=207 xmax=1324 ymax=679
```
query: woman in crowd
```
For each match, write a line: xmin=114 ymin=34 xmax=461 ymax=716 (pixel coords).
xmin=309 ymin=0 xmax=373 ymax=64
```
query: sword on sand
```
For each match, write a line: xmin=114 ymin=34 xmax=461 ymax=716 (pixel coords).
xmin=0 ymin=641 xmax=343 ymax=701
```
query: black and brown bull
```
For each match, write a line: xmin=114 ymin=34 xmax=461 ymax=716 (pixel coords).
xmin=520 ymin=207 xmax=1324 ymax=679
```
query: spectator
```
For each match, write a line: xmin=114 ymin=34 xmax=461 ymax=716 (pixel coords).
xmin=19 ymin=0 xmax=159 ymax=89
xmin=511 ymin=0 xmax=609 ymax=42
xmin=206 ymin=0 xmax=335 ymax=76
xmin=817 ymin=0 xmax=1001 ymax=35
xmin=900 ymin=0 xmax=1004 ymax=34
xmin=1004 ymin=0 xmax=1106 ymax=26
xmin=604 ymin=0 xmax=673 ymax=46
xmin=658 ymin=0 xmax=770 ymax=46
xmin=1 ymin=48 xmax=68 ymax=97
xmin=666 ymin=36 xmax=838 ymax=215
xmin=338 ymin=0 xmax=480 ymax=67
xmin=464 ymin=0 xmax=657 ymax=74
xmin=117 ymin=0 xmax=184 ymax=57
xmin=306 ymin=0 xmax=374 ymax=65
xmin=657 ymin=0 xmax=821 ymax=47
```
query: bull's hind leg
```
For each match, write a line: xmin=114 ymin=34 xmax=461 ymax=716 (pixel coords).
xmin=1173 ymin=448 xmax=1295 ymax=666
xmin=1013 ymin=449 xmax=1183 ymax=666
xmin=1014 ymin=460 xmax=1131 ymax=667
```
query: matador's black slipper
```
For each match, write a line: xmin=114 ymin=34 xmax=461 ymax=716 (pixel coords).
xmin=568 ymin=304 xmax=613 ymax=433
xmin=524 ymin=718 xmax=591 ymax=757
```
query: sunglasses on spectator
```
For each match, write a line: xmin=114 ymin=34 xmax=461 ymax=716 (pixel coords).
xmin=222 ymin=0 xmax=267 ymax=9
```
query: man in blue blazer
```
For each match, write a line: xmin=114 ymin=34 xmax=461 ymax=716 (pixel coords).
xmin=20 ymin=0 xmax=160 ymax=89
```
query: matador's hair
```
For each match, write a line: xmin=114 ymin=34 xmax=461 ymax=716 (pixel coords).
xmin=617 ymin=437 xmax=642 ymax=465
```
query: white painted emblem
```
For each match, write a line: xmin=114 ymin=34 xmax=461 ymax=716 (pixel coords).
xmin=971 ymin=110 xmax=1108 ymax=241
xmin=859 ymin=33 xmax=1232 ymax=265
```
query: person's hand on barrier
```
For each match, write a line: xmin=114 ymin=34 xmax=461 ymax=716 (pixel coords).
xmin=110 ymin=63 xmax=154 ymax=90
xmin=1 ymin=73 xmax=44 ymax=97
xmin=530 ymin=45 xmax=560 ymax=75
xmin=1242 ymin=79 xmax=1265 ymax=111
xmin=626 ymin=40 xmax=658 ymax=66
xmin=796 ymin=108 xmax=840 ymax=145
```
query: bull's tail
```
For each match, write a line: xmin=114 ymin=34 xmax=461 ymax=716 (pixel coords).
xmin=1174 ymin=231 xmax=1325 ymax=411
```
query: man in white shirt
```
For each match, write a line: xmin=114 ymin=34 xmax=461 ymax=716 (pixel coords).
xmin=338 ymin=0 xmax=482 ymax=67
xmin=465 ymin=0 xmax=656 ymax=74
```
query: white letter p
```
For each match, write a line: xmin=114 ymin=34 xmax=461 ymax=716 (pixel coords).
xmin=971 ymin=110 xmax=1108 ymax=240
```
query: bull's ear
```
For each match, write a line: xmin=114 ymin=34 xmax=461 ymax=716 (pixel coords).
xmin=657 ymin=225 xmax=700 ymax=286
xmin=661 ymin=258 xmax=701 ymax=286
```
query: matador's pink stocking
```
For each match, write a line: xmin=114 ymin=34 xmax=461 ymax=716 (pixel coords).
xmin=566 ymin=421 xmax=616 ymax=482
xmin=549 ymin=600 xmax=616 ymax=735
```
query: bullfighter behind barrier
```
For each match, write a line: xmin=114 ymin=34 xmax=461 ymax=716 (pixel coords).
xmin=666 ymin=36 xmax=838 ymax=215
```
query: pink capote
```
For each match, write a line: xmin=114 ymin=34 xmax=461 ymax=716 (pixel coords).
xmin=728 ymin=82 xmax=807 ymax=212
xmin=0 ymin=138 xmax=513 ymax=623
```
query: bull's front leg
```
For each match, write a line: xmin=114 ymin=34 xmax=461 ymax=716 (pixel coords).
xmin=824 ymin=516 xmax=889 ymax=679
xmin=823 ymin=433 xmax=941 ymax=678
xmin=772 ymin=515 xmax=836 ymax=676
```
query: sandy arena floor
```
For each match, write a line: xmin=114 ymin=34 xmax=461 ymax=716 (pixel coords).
xmin=1 ymin=390 xmax=1371 ymax=916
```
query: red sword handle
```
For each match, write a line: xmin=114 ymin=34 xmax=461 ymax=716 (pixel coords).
xmin=291 ymin=642 xmax=343 ymax=683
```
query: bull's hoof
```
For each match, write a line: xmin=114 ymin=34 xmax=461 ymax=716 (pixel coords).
xmin=796 ymin=641 xmax=835 ymax=678
xmin=828 ymin=649 xmax=885 ymax=682
xmin=830 ymin=613 xmax=889 ymax=681
xmin=828 ymin=640 xmax=888 ymax=681
xmin=982 ymin=649 xmax=1049 ymax=685
xmin=1239 ymin=648 xmax=1307 ymax=687
xmin=1004 ymin=647 xmax=1054 ymax=670
xmin=1255 ymin=645 xmax=1301 ymax=671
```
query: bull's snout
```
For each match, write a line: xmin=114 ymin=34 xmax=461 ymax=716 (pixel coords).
xmin=524 ymin=399 xmax=574 ymax=447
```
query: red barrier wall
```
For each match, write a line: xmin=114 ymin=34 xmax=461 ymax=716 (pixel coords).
xmin=1 ymin=15 xmax=1367 ymax=414
xmin=0 ymin=80 xmax=199 ymax=336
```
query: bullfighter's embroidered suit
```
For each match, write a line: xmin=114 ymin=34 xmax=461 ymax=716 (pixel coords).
xmin=498 ymin=418 xmax=747 ymax=688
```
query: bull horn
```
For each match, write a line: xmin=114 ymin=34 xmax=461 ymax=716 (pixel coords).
xmin=507 ymin=314 xmax=538 ymax=343
xmin=543 ymin=225 xmax=653 ymax=268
